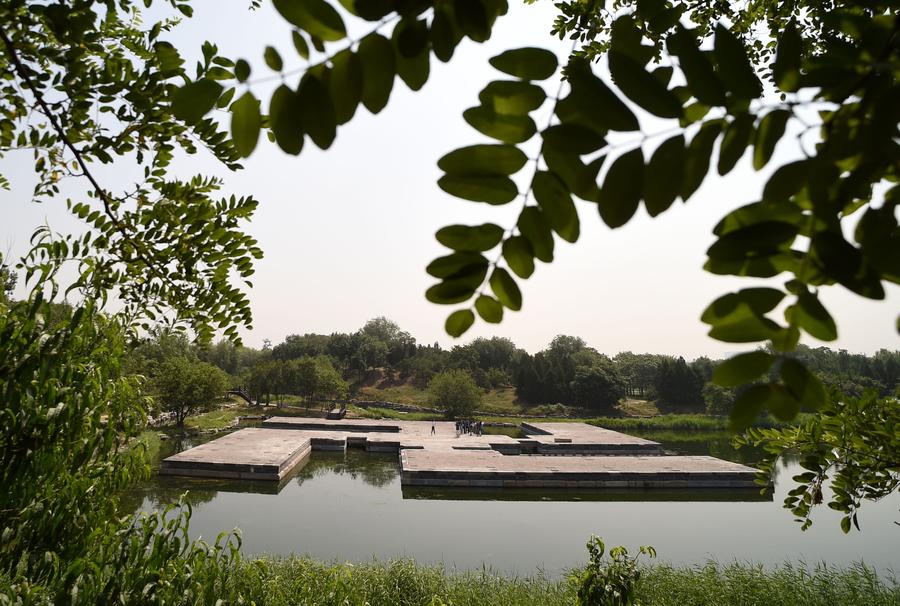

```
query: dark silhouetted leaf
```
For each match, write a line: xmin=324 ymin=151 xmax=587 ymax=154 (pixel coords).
xmin=171 ymin=79 xmax=222 ymax=124
xmin=438 ymin=144 xmax=527 ymax=176
xmin=426 ymin=251 xmax=488 ymax=278
xmin=358 ymin=33 xmax=395 ymax=114
xmin=643 ymin=134 xmax=684 ymax=217
xmin=475 ymin=295 xmax=503 ymax=323
xmin=489 ymin=267 xmax=522 ymax=310
xmin=598 ymin=148 xmax=643 ymax=228
xmin=762 ymin=160 xmax=809 ymax=203
xmin=292 ymin=30 xmax=310 ymax=58
xmin=426 ymin=279 xmax=479 ymax=304
xmin=235 ymin=59 xmax=251 ymax=82
xmin=297 ymin=73 xmax=335 ymax=149
xmin=479 ymin=80 xmax=545 ymax=115
xmin=264 ymin=46 xmax=283 ymax=71
xmin=446 ymin=309 xmax=475 ymax=336
xmin=718 ymin=113 xmax=754 ymax=175
xmin=712 ymin=351 xmax=774 ymax=387
xmin=231 ymin=91 xmax=261 ymax=157
xmin=269 ymin=85 xmax=304 ymax=155
xmin=274 ymin=0 xmax=347 ymax=41
xmin=608 ymin=50 xmax=682 ymax=118
xmin=773 ymin=21 xmax=802 ymax=92
xmin=463 ymin=105 xmax=536 ymax=143
xmin=681 ymin=120 xmax=722 ymax=200
xmin=541 ymin=124 xmax=605 ymax=154
xmin=436 ymin=223 xmax=504 ymax=251
xmin=393 ymin=25 xmax=430 ymax=90
xmin=438 ymin=174 xmax=518 ymax=204
xmin=666 ymin=29 xmax=726 ymax=106
xmin=489 ymin=47 xmax=557 ymax=80
xmin=533 ymin=171 xmax=578 ymax=242
xmin=753 ymin=109 xmax=790 ymax=170
xmin=713 ymin=24 xmax=762 ymax=99
xmin=558 ymin=59 xmax=638 ymax=132
xmin=430 ymin=5 xmax=459 ymax=62
xmin=330 ymin=49 xmax=363 ymax=124
xmin=707 ymin=221 xmax=798 ymax=261
xmin=397 ymin=17 xmax=429 ymax=57
xmin=454 ymin=0 xmax=489 ymax=42
xmin=517 ymin=206 xmax=554 ymax=262
xmin=502 ymin=236 xmax=534 ymax=278
xmin=780 ymin=358 xmax=827 ymax=409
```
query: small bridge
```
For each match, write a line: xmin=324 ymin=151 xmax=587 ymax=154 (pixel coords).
xmin=227 ymin=388 xmax=256 ymax=406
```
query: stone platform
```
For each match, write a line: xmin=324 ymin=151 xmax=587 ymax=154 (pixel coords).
xmin=160 ymin=418 xmax=759 ymax=490
xmin=399 ymin=450 xmax=759 ymax=488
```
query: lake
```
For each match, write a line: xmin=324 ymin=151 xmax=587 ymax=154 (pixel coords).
xmin=123 ymin=426 xmax=900 ymax=576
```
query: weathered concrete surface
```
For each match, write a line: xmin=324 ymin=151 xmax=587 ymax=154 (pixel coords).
xmin=400 ymin=450 xmax=759 ymax=488
xmin=160 ymin=419 xmax=755 ymax=490
xmin=521 ymin=422 xmax=663 ymax=455
xmin=160 ymin=428 xmax=312 ymax=481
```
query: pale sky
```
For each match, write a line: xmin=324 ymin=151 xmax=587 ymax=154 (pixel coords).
xmin=2 ymin=1 xmax=896 ymax=358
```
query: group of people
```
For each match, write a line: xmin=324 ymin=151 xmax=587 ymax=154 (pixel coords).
xmin=455 ymin=419 xmax=484 ymax=436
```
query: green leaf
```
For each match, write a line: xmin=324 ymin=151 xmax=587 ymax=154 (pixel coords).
xmin=446 ymin=309 xmax=475 ymax=336
xmin=666 ymin=29 xmax=726 ymax=106
xmin=558 ymin=59 xmax=637 ymax=132
xmin=430 ymin=5 xmax=459 ymax=62
xmin=753 ymin=109 xmax=790 ymax=170
xmin=780 ymin=359 xmax=827 ymax=410
xmin=598 ymin=148 xmax=643 ymax=228
xmin=707 ymin=221 xmax=798 ymax=261
xmin=541 ymin=124 xmax=605 ymax=154
xmin=454 ymin=0 xmax=489 ymax=43
xmin=517 ymin=206 xmax=555 ymax=262
xmin=479 ymin=80 xmax=545 ymax=115
xmin=292 ymin=30 xmax=310 ymax=59
xmin=269 ymin=85 xmax=304 ymax=155
xmin=489 ymin=268 xmax=522 ymax=310
xmin=274 ymin=0 xmax=347 ymax=42
xmin=297 ymin=73 xmax=336 ymax=149
xmin=717 ymin=113 xmax=754 ymax=175
xmin=426 ymin=252 xmax=488 ymax=278
xmin=773 ymin=21 xmax=802 ymax=92
xmin=608 ymin=50 xmax=682 ymax=119
xmin=502 ymin=236 xmax=535 ymax=278
xmin=235 ymin=59 xmax=251 ymax=82
xmin=358 ymin=33 xmax=395 ymax=114
xmin=393 ymin=25 xmax=430 ymax=91
xmin=731 ymin=384 xmax=796 ymax=429
xmin=543 ymin=147 xmax=601 ymax=201
xmin=171 ymin=79 xmax=222 ymax=124
xmin=643 ymin=134 xmax=684 ymax=217
xmin=762 ymin=160 xmax=809 ymax=203
xmin=681 ymin=120 xmax=722 ymax=200
xmin=230 ymin=91 xmax=261 ymax=157
xmin=463 ymin=106 xmax=536 ymax=143
xmin=712 ymin=351 xmax=774 ymax=387
xmin=264 ymin=46 xmax=283 ymax=71
xmin=350 ymin=0 xmax=395 ymax=21
xmin=489 ymin=48 xmax=557 ymax=80
xmin=438 ymin=175 xmax=518 ymax=204
xmin=810 ymin=231 xmax=885 ymax=299
xmin=791 ymin=293 xmax=838 ymax=341
xmin=713 ymin=24 xmax=762 ymax=99
xmin=702 ymin=288 xmax=785 ymax=343
xmin=532 ymin=171 xmax=578 ymax=242
xmin=435 ymin=223 xmax=504 ymax=251
xmin=330 ymin=49 xmax=363 ymax=124
xmin=713 ymin=201 xmax=804 ymax=237
xmin=426 ymin=279 xmax=480 ymax=304
xmin=475 ymin=295 xmax=503 ymax=323
xmin=397 ymin=18 xmax=430 ymax=57
xmin=438 ymin=144 xmax=527 ymax=176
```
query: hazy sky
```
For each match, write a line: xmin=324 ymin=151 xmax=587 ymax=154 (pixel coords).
xmin=2 ymin=1 xmax=896 ymax=358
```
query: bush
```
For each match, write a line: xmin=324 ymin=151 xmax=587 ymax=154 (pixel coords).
xmin=572 ymin=536 xmax=656 ymax=606
xmin=427 ymin=369 xmax=481 ymax=418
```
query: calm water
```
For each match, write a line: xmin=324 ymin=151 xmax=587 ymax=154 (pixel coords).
xmin=124 ymin=427 xmax=900 ymax=576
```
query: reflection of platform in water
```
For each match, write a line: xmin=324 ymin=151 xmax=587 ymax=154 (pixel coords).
xmin=402 ymin=485 xmax=771 ymax=502
xmin=160 ymin=419 xmax=759 ymax=490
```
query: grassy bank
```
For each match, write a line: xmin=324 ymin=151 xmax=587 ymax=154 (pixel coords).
xmin=217 ymin=557 xmax=898 ymax=606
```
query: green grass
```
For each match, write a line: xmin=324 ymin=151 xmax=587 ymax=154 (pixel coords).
xmin=184 ymin=405 xmax=258 ymax=431
xmin=215 ymin=557 xmax=898 ymax=606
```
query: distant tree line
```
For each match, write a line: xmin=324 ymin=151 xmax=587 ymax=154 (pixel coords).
xmin=171 ymin=317 xmax=899 ymax=417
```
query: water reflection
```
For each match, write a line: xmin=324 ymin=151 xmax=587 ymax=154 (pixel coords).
xmin=293 ymin=451 xmax=399 ymax=489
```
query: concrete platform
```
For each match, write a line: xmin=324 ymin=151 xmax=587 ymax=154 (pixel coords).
xmin=160 ymin=419 xmax=758 ymax=492
xmin=400 ymin=450 xmax=759 ymax=488
xmin=160 ymin=428 xmax=312 ymax=481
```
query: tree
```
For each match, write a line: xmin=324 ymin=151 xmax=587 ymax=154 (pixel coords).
xmin=654 ymin=357 xmax=704 ymax=412
xmin=153 ymin=357 xmax=228 ymax=426
xmin=427 ymin=369 xmax=482 ymax=418
xmin=571 ymin=364 xmax=627 ymax=414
